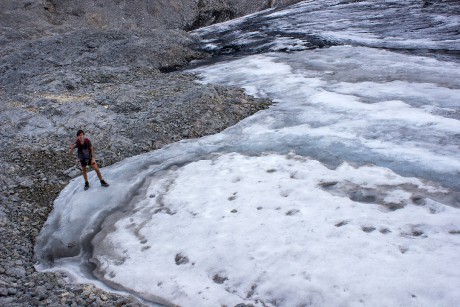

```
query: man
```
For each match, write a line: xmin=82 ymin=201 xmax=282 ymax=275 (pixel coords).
xmin=69 ymin=130 xmax=109 ymax=190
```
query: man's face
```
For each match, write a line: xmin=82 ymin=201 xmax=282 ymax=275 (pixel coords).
xmin=77 ymin=133 xmax=85 ymax=142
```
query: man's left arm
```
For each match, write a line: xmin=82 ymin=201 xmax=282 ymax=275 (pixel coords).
xmin=90 ymin=145 xmax=96 ymax=163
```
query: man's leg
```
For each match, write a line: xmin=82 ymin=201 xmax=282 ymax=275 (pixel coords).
xmin=82 ymin=165 xmax=90 ymax=190
xmin=92 ymin=162 xmax=109 ymax=187
xmin=82 ymin=165 xmax=88 ymax=182
xmin=91 ymin=162 xmax=103 ymax=180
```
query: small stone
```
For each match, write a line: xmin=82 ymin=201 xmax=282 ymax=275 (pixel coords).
xmin=6 ymin=267 xmax=26 ymax=278
xmin=399 ymin=246 xmax=409 ymax=254
xmin=362 ymin=226 xmax=376 ymax=233
xmin=286 ymin=209 xmax=300 ymax=216
xmin=7 ymin=288 xmax=17 ymax=295
xmin=175 ymin=253 xmax=189 ymax=265
xmin=335 ymin=221 xmax=348 ymax=227
xmin=213 ymin=274 xmax=228 ymax=284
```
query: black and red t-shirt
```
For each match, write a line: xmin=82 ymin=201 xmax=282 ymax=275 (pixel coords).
xmin=75 ymin=138 xmax=92 ymax=161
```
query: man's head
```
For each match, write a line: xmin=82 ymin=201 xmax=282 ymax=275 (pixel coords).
xmin=76 ymin=130 xmax=85 ymax=142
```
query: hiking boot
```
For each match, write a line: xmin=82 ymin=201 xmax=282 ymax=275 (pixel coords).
xmin=84 ymin=181 xmax=90 ymax=190
xmin=100 ymin=179 xmax=109 ymax=187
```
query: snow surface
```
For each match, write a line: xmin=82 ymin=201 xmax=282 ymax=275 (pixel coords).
xmin=92 ymin=152 xmax=460 ymax=306
xmin=36 ymin=1 xmax=460 ymax=306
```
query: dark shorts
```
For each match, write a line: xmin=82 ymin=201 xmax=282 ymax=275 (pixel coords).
xmin=80 ymin=159 xmax=96 ymax=167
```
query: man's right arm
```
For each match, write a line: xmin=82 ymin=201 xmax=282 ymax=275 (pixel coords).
xmin=69 ymin=144 xmax=75 ymax=157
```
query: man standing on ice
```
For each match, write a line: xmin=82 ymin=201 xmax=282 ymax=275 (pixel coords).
xmin=69 ymin=130 xmax=110 ymax=190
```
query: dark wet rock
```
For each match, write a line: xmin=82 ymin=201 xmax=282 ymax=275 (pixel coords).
xmin=401 ymin=226 xmax=427 ymax=238
xmin=384 ymin=202 xmax=406 ymax=211
xmin=361 ymin=226 xmax=376 ymax=233
xmin=411 ymin=230 xmax=424 ymax=237
xmin=379 ymin=228 xmax=391 ymax=234
xmin=175 ymin=253 xmax=190 ymax=265
xmin=319 ymin=180 xmax=454 ymax=214
xmin=350 ymin=191 xmax=377 ymax=203
xmin=411 ymin=195 xmax=426 ymax=206
xmin=213 ymin=274 xmax=228 ymax=284
xmin=335 ymin=221 xmax=349 ymax=227
xmin=286 ymin=209 xmax=300 ymax=216
xmin=319 ymin=181 xmax=339 ymax=190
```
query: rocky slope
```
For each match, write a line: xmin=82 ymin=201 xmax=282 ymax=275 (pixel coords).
xmin=1 ymin=0 xmax=301 ymax=40
xmin=0 ymin=0 xmax=301 ymax=306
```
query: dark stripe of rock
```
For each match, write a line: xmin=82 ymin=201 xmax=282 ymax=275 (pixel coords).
xmin=0 ymin=0 xmax=303 ymax=306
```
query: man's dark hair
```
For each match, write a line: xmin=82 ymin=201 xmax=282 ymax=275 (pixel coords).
xmin=76 ymin=130 xmax=85 ymax=136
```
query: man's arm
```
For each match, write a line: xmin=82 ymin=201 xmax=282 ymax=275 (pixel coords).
xmin=90 ymin=145 xmax=96 ymax=162
xmin=69 ymin=143 xmax=75 ymax=157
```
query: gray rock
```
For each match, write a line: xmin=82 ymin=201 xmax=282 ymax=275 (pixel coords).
xmin=0 ymin=297 xmax=15 ymax=305
xmin=7 ymin=287 xmax=17 ymax=295
xmin=6 ymin=267 xmax=26 ymax=278
xmin=0 ymin=288 xmax=7 ymax=296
